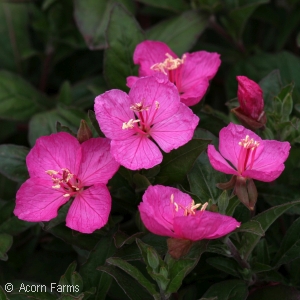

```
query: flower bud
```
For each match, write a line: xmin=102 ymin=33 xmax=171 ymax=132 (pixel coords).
xmin=231 ymin=76 xmax=267 ymax=130
xmin=237 ymin=76 xmax=264 ymax=120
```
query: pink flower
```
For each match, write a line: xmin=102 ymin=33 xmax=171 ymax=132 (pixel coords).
xmin=139 ymin=185 xmax=240 ymax=241
xmin=126 ymin=40 xmax=221 ymax=106
xmin=14 ymin=132 xmax=120 ymax=234
xmin=207 ymin=123 xmax=290 ymax=182
xmin=237 ymin=76 xmax=264 ymax=120
xmin=94 ymin=75 xmax=199 ymax=170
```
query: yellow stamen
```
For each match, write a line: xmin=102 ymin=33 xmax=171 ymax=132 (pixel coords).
xmin=151 ymin=53 xmax=185 ymax=75
xmin=122 ymin=119 xmax=140 ymax=129
xmin=238 ymin=135 xmax=260 ymax=150
xmin=130 ymin=102 xmax=150 ymax=112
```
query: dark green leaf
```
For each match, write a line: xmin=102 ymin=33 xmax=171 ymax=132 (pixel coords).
xmin=206 ymin=257 xmax=242 ymax=277
xmin=0 ymin=286 xmax=8 ymax=300
xmin=226 ymin=196 xmax=240 ymax=216
xmin=147 ymin=11 xmax=208 ymax=55
xmin=272 ymin=217 xmax=300 ymax=267
xmin=202 ymin=279 xmax=248 ymax=299
xmin=239 ymin=200 xmax=300 ymax=260
xmin=0 ymin=144 xmax=29 ymax=182
xmin=0 ymin=233 xmax=13 ymax=261
xmin=104 ymin=4 xmax=144 ymax=90
xmin=236 ymin=220 xmax=264 ymax=236
xmin=0 ymin=2 xmax=36 ymax=72
xmin=259 ymin=70 xmax=282 ymax=111
xmin=188 ymin=152 xmax=229 ymax=204
xmin=98 ymin=265 xmax=154 ymax=300
xmin=58 ymin=81 xmax=72 ymax=106
xmin=135 ymin=0 xmax=189 ymax=12
xmin=166 ymin=257 xmax=198 ymax=293
xmin=74 ymin=0 xmax=136 ymax=50
xmin=28 ymin=106 xmax=87 ymax=146
xmin=221 ymin=0 xmax=269 ymax=40
xmin=80 ymin=236 xmax=116 ymax=299
xmin=106 ymin=257 xmax=159 ymax=297
xmin=88 ymin=110 xmax=105 ymax=137
xmin=133 ymin=174 xmax=151 ymax=193
xmin=156 ymin=139 xmax=210 ymax=185
xmin=0 ymin=71 xmax=48 ymax=121
xmin=198 ymin=112 xmax=227 ymax=136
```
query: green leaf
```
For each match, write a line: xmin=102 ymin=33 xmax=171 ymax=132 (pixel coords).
xmin=202 ymin=279 xmax=248 ymax=299
xmin=74 ymin=0 xmax=136 ymax=50
xmin=156 ymin=139 xmax=210 ymax=185
xmin=28 ymin=106 xmax=87 ymax=146
xmin=217 ymin=190 xmax=229 ymax=214
xmin=0 ymin=71 xmax=48 ymax=121
xmin=0 ymin=2 xmax=36 ymax=73
xmin=188 ymin=152 xmax=229 ymax=204
xmin=272 ymin=217 xmax=300 ymax=267
xmin=97 ymin=265 xmax=154 ymax=300
xmin=197 ymin=111 xmax=227 ymax=137
xmin=88 ymin=110 xmax=105 ymax=137
xmin=106 ymin=257 xmax=160 ymax=298
xmin=221 ymin=0 xmax=269 ymax=40
xmin=206 ymin=257 xmax=242 ymax=278
xmin=104 ymin=4 xmax=144 ymax=90
xmin=0 ymin=145 xmax=29 ymax=182
xmin=147 ymin=11 xmax=208 ymax=55
xmin=80 ymin=236 xmax=116 ymax=300
xmin=58 ymin=81 xmax=72 ymax=106
xmin=0 ymin=286 xmax=9 ymax=300
xmin=236 ymin=220 xmax=264 ymax=236
xmin=135 ymin=0 xmax=189 ymax=12
xmin=48 ymin=224 xmax=99 ymax=251
xmin=239 ymin=200 xmax=300 ymax=260
xmin=166 ymin=258 xmax=198 ymax=294
xmin=225 ymin=196 xmax=240 ymax=216
xmin=259 ymin=70 xmax=282 ymax=112
xmin=255 ymin=239 xmax=270 ymax=265
xmin=133 ymin=174 xmax=151 ymax=193
xmin=0 ymin=233 xmax=13 ymax=261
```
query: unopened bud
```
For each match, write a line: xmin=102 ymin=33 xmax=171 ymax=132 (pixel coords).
xmin=77 ymin=120 xmax=93 ymax=143
xmin=167 ymin=238 xmax=193 ymax=259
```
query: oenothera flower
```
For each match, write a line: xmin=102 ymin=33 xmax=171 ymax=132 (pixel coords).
xmin=207 ymin=123 xmax=290 ymax=182
xmin=14 ymin=132 xmax=120 ymax=233
xmin=94 ymin=75 xmax=199 ymax=170
xmin=126 ymin=40 xmax=221 ymax=106
xmin=138 ymin=185 xmax=240 ymax=241
xmin=232 ymin=76 xmax=266 ymax=129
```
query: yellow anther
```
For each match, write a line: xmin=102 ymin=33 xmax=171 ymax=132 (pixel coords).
xmin=45 ymin=170 xmax=58 ymax=175
xmin=63 ymin=194 xmax=70 ymax=198
xmin=151 ymin=53 xmax=185 ymax=75
xmin=239 ymin=135 xmax=260 ymax=150
xmin=130 ymin=102 xmax=150 ymax=112
xmin=200 ymin=202 xmax=208 ymax=211
xmin=170 ymin=193 xmax=174 ymax=203
xmin=122 ymin=119 xmax=140 ymax=129
xmin=174 ymin=202 xmax=179 ymax=212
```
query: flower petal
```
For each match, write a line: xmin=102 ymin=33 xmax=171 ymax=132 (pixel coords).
xmin=207 ymin=145 xmax=238 ymax=175
xmin=126 ymin=75 xmax=139 ymax=88
xmin=66 ymin=184 xmax=111 ymax=234
xmin=14 ymin=178 xmax=69 ymax=222
xmin=243 ymin=140 xmax=290 ymax=182
xmin=27 ymin=132 xmax=81 ymax=180
xmin=139 ymin=185 xmax=193 ymax=237
xmin=133 ymin=40 xmax=177 ymax=77
xmin=179 ymin=51 xmax=221 ymax=106
xmin=129 ymin=75 xmax=180 ymax=124
xmin=94 ymin=89 xmax=135 ymax=140
xmin=78 ymin=137 xmax=119 ymax=185
xmin=173 ymin=211 xmax=240 ymax=241
xmin=219 ymin=123 xmax=263 ymax=170
xmin=110 ymin=135 xmax=162 ymax=170
xmin=150 ymin=103 xmax=199 ymax=152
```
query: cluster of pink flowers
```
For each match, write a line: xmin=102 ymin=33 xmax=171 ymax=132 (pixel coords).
xmin=14 ymin=40 xmax=290 ymax=250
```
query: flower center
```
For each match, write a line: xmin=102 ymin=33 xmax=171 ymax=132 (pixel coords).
xmin=237 ymin=135 xmax=260 ymax=174
xmin=170 ymin=194 xmax=208 ymax=217
xmin=122 ymin=100 xmax=160 ymax=136
xmin=151 ymin=53 xmax=186 ymax=90
xmin=46 ymin=168 xmax=82 ymax=197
